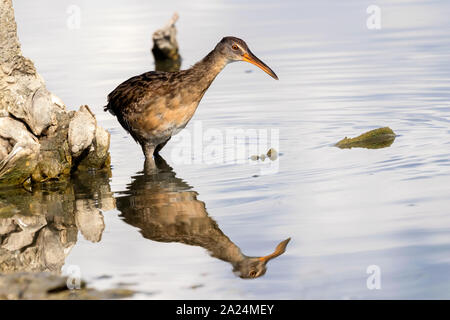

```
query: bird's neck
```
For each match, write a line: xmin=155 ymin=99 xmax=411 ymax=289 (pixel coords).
xmin=203 ymin=232 xmax=246 ymax=265
xmin=185 ymin=49 xmax=229 ymax=98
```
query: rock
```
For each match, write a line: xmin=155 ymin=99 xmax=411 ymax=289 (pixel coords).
xmin=267 ymin=148 xmax=278 ymax=160
xmin=335 ymin=127 xmax=396 ymax=149
xmin=68 ymin=105 xmax=97 ymax=158
xmin=0 ymin=272 xmax=70 ymax=300
xmin=0 ymin=118 xmax=40 ymax=185
xmin=152 ymin=13 xmax=182 ymax=72
xmin=0 ymin=117 xmax=39 ymax=148
xmin=0 ymin=138 xmax=11 ymax=161
xmin=32 ymin=112 xmax=72 ymax=181
xmin=0 ymin=272 xmax=134 ymax=300
xmin=8 ymin=87 xmax=61 ymax=136
xmin=0 ymin=0 xmax=111 ymax=187
xmin=0 ymin=218 xmax=16 ymax=235
xmin=76 ymin=125 xmax=111 ymax=170
xmin=251 ymin=148 xmax=278 ymax=162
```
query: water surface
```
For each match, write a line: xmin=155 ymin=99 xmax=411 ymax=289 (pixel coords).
xmin=4 ymin=0 xmax=450 ymax=299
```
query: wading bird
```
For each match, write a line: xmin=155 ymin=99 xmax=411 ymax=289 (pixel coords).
xmin=104 ymin=36 xmax=278 ymax=161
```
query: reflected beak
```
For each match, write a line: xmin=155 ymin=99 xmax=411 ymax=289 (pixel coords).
xmin=242 ymin=51 xmax=279 ymax=80
xmin=258 ymin=238 xmax=291 ymax=263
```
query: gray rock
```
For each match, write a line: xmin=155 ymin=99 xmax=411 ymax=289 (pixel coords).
xmin=76 ymin=124 xmax=111 ymax=170
xmin=152 ymin=13 xmax=180 ymax=60
xmin=0 ymin=218 xmax=15 ymax=236
xmin=0 ymin=138 xmax=12 ymax=161
xmin=0 ymin=118 xmax=40 ymax=185
xmin=8 ymin=87 xmax=61 ymax=136
xmin=152 ymin=13 xmax=182 ymax=72
xmin=0 ymin=0 xmax=111 ymax=187
xmin=68 ymin=105 xmax=97 ymax=158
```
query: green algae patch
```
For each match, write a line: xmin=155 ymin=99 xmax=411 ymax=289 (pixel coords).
xmin=335 ymin=127 xmax=396 ymax=149
xmin=0 ymin=151 xmax=38 ymax=187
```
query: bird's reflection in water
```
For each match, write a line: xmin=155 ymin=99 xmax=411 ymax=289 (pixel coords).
xmin=116 ymin=156 xmax=290 ymax=279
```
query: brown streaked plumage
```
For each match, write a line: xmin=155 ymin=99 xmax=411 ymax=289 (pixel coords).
xmin=104 ymin=36 xmax=278 ymax=160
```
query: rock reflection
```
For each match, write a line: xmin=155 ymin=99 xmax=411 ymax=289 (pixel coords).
xmin=116 ymin=156 xmax=290 ymax=279
xmin=0 ymin=170 xmax=114 ymax=274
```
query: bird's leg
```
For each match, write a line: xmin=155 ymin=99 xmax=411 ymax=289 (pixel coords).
xmin=154 ymin=137 xmax=171 ymax=156
xmin=142 ymin=143 xmax=155 ymax=161
xmin=143 ymin=157 xmax=157 ymax=174
xmin=141 ymin=143 xmax=155 ymax=174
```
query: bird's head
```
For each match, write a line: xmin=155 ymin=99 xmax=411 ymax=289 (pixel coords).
xmin=233 ymin=238 xmax=290 ymax=279
xmin=216 ymin=36 xmax=278 ymax=80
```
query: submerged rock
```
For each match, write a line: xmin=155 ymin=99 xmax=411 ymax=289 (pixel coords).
xmin=335 ymin=127 xmax=396 ymax=149
xmin=0 ymin=272 xmax=134 ymax=300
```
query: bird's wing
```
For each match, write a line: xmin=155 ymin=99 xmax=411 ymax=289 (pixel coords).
xmin=104 ymin=71 xmax=173 ymax=141
xmin=104 ymin=71 xmax=170 ymax=114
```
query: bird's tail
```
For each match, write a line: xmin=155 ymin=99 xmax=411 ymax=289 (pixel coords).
xmin=103 ymin=104 xmax=115 ymax=115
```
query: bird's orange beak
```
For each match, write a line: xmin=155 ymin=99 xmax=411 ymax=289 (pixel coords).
xmin=258 ymin=238 xmax=290 ymax=263
xmin=242 ymin=51 xmax=279 ymax=80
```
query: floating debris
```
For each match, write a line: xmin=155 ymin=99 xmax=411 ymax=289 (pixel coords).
xmin=250 ymin=148 xmax=278 ymax=161
xmin=189 ymin=284 xmax=204 ymax=290
xmin=335 ymin=127 xmax=396 ymax=149
xmin=267 ymin=148 xmax=278 ymax=160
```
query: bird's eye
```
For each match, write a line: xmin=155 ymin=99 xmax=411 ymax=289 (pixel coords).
xmin=232 ymin=44 xmax=239 ymax=50
xmin=249 ymin=270 xmax=257 ymax=277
